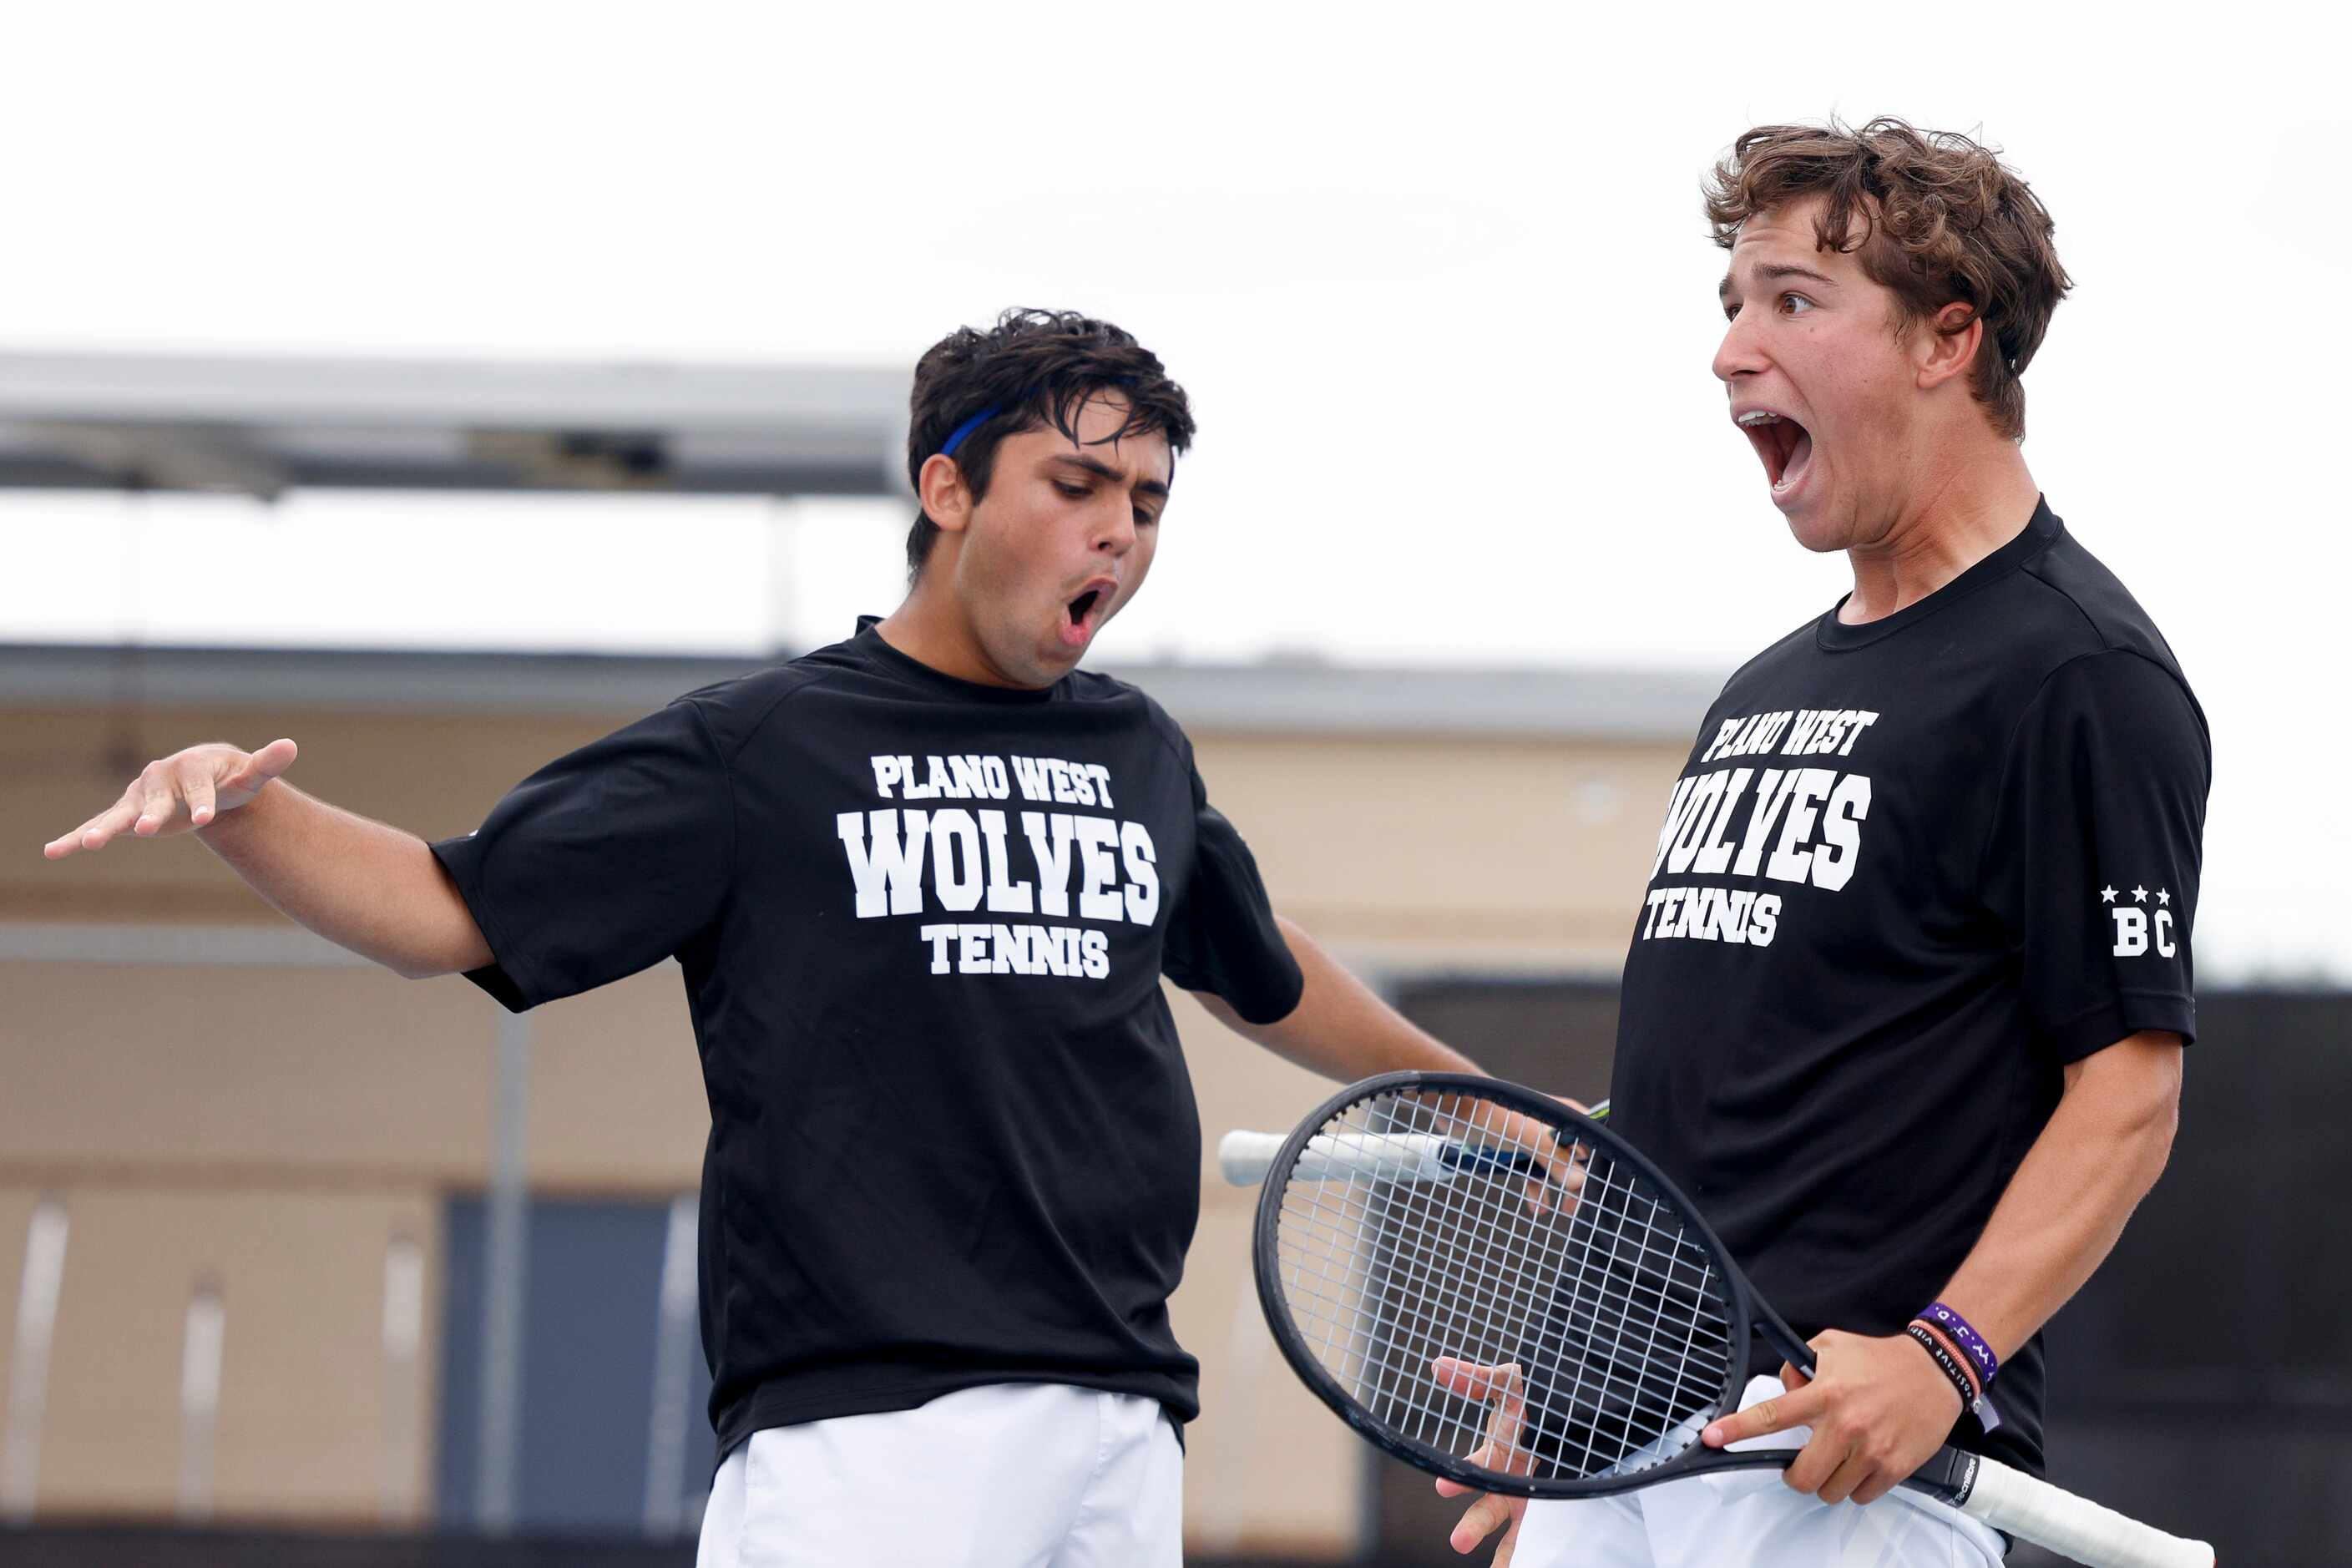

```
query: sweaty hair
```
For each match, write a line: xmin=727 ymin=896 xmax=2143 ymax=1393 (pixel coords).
xmin=1702 ymin=118 xmax=2072 ymax=441
xmin=903 ymin=308 xmax=1195 ymax=580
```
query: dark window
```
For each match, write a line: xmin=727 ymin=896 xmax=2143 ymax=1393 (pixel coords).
xmin=437 ymin=1197 xmax=716 ymax=1537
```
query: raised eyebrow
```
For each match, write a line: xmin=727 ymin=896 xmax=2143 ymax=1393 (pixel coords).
xmin=1049 ymin=453 xmax=1171 ymax=498
xmin=1720 ymin=262 xmax=1839 ymax=302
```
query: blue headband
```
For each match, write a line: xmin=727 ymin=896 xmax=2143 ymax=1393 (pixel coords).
xmin=938 ymin=405 xmax=1001 ymax=459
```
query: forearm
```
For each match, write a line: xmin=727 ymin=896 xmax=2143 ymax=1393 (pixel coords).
xmin=1195 ymin=915 xmax=1485 ymax=1081
xmin=1933 ymin=1033 xmax=2183 ymax=1367
xmin=195 ymin=781 xmax=493 ymax=979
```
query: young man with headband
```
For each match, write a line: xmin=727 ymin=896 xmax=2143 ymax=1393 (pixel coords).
xmin=44 ymin=310 xmax=1530 ymax=1566
xmin=1442 ymin=120 xmax=2208 ymax=1565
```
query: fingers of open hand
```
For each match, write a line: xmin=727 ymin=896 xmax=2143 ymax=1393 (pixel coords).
xmin=179 ymin=759 xmax=219 ymax=828
xmin=1432 ymin=1358 xmax=1523 ymax=1408
xmin=46 ymin=796 xmax=134 ymax=857
xmin=43 ymin=741 xmax=275 ymax=857
xmin=232 ymin=738 xmax=297 ymax=792
xmin=1449 ymin=1490 xmax=1520 ymax=1555
xmin=134 ymin=762 xmax=180 ymax=836
xmin=1535 ymin=1141 xmax=1587 ymax=1213
xmin=1434 ymin=1439 xmax=1512 ymax=1499
xmin=1491 ymin=1510 xmax=1523 ymax=1568
xmin=1432 ymin=1358 xmax=1532 ymax=1485
xmin=95 ymin=794 xmax=140 ymax=842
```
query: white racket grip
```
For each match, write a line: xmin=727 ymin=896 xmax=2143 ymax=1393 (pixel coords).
xmin=1217 ymin=1130 xmax=1455 ymax=1188
xmin=1960 ymin=1455 xmax=2213 ymax=1568
xmin=1218 ymin=1132 xmax=1287 ymax=1186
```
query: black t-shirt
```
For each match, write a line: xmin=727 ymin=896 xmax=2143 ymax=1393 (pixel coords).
xmin=1608 ymin=499 xmax=2208 ymax=1477
xmin=430 ymin=620 xmax=1304 ymax=1454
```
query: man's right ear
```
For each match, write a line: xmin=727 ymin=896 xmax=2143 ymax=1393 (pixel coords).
xmin=916 ymin=453 xmax=973 ymax=537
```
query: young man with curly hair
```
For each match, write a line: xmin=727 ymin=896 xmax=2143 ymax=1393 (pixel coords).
xmin=45 ymin=310 xmax=1531 ymax=1566
xmin=1442 ymin=119 xmax=2209 ymax=1567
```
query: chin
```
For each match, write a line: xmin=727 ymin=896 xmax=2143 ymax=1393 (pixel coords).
xmin=1776 ymin=494 xmax=1851 ymax=555
xmin=1784 ymin=518 xmax=1849 ymax=555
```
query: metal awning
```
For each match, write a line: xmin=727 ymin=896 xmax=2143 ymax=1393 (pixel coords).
xmin=0 ymin=352 xmax=909 ymax=499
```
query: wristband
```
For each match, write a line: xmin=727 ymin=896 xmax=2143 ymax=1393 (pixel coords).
xmin=1920 ymin=1301 xmax=1999 ymax=1387
xmin=1904 ymin=1323 xmax=1979 ymax=1412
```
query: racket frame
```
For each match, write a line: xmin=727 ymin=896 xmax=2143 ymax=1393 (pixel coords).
xmin=1251 ymin=1070 xmax=1984 ymax=1505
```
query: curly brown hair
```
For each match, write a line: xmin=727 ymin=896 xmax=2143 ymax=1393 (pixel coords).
xmin=1703 ymin=118 xmax=2071 ymax=440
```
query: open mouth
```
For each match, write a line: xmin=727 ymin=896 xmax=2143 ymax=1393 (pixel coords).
xmin=1737 ymin=410 xmax=1815 ymax=497
xmin=1059 ymin=579 xmax=1115 ymax=649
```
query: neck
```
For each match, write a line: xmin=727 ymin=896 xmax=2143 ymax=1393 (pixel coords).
xmin=1840 ymin=439 xmax=2042 ymax=624
xmin=875 ymin=566 xmax=1027 ymax=688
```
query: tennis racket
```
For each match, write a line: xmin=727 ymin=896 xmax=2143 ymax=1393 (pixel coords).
xmin=1222 ymin=1071 xmax=2213 ymax=1568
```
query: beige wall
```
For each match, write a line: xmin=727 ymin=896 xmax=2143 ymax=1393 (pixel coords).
xmin=0 ymin=698 xmax=1680 ymax=1545
xmin=3 ymin=1186 xmax=442 ymax=1526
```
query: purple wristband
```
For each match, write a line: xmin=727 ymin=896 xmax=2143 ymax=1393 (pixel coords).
xmin=1920 ymin=1302 xmax=1999 ymax=1388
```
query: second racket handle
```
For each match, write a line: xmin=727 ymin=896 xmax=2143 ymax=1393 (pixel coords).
xmin=1961 ymin=1456 xmax=2213 ymax=1568
xmin=1218 ymin=1130 xmax=1286 ymax=1187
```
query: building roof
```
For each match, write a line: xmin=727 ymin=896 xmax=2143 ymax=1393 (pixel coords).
xmin=0 ymin=351 xmax=908 ymax=498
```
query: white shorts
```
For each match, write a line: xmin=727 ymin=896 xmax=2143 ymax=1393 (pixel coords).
xmin=1514 ymin=1377 xmax=2007 ymax=1568
xmin=695 ymin=1382 xmax=1182 ymax=1568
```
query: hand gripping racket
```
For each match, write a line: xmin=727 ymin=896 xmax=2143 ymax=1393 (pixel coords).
xmin=1222 ymin=1072 xmax=2213 ymax=1568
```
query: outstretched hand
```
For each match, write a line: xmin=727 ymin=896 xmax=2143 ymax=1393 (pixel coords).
xmin=1430 ymin=1357 xmax=1533 ymax=1562
xmin=43 ymin=739 xmax=299 ymax=858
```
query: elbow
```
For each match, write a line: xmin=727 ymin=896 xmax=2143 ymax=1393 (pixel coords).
xmin=2131 ymin=1094 xmax=2180 ymax=1189
xmin=2136 ymin=1048 xmax=2183 ymax=1147
xmin=2069 ymin=1032 xmax=2183 ymax=1186
xmin=389 ymin=932 xmax=493 ymax=983
xmin=2150 ymin=1088 xmax=2182 ymax=1166
xmin=2113 ymin=1050 xmax=2183 ymax=1183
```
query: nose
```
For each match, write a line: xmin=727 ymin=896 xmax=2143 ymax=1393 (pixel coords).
xmin=1092 ymin=494 xmax=1136 ymax=558
xmin=1712 ymin=304 xmax=1768 ymax=386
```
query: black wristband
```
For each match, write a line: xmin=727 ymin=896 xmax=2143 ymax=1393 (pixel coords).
xmin=1904 ymin=1323 xmax=1978 ymax=1414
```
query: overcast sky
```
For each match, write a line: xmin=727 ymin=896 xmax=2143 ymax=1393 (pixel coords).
xmin=3 ymin=4 xmax=2343 ymax=976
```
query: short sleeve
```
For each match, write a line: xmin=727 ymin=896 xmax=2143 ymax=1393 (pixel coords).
xmin=1160 ymin=761 xmax=1303 ymax=1025
xmin=1980 ymin=650 xmax=2210 ymax=1060
xmin=429 ymin=699 xmax=734 ymax=1012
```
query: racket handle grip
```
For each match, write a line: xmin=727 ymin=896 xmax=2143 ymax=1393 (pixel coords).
xmin=1218 ymin=1131 xmax=1286 ymax=1187
xmin=1960 ymin=1455 xmax=2213 ymax=1568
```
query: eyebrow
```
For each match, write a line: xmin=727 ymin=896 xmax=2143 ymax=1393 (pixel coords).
xmin=1049 ymin=452 xmax=1171 ymax=498
xmin=1718 ymin=262 xmax=1840 ymax=303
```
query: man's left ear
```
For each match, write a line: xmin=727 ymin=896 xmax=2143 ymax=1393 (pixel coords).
xmin=1916 ymin=302 xmax=1982 ymax=393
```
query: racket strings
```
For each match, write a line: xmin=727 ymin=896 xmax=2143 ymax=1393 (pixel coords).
xmin=1272 ymin=1092 xmax=1737 ymax=1485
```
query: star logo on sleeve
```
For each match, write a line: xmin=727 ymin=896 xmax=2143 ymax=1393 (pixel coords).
xmin=2100 ymin=886 xmax=2117 ymax=903
xmin=2132 ymin=885 xmax=2148 ymax=903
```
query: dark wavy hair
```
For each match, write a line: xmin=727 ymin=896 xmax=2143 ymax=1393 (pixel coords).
xmin=1703 ymin=118 xmax=2072 ymax=440
xmin=903 ymin=309 xmax=1196 ymax=579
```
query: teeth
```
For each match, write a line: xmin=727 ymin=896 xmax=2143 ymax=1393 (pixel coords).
xmin=1737 ymin=411 xmax=1782 ymax=427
